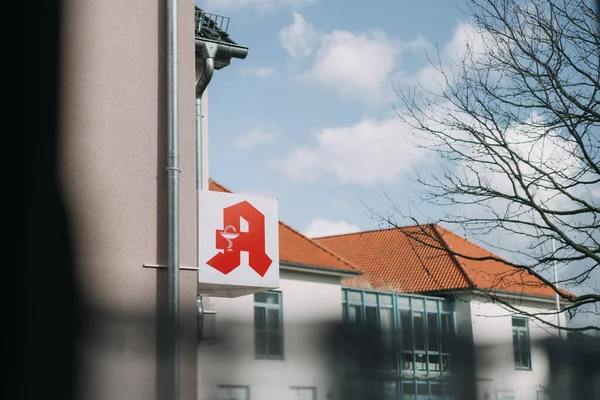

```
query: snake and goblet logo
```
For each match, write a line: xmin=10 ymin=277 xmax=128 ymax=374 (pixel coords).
xmin=219 ymin=225 xmax=240 ymax=252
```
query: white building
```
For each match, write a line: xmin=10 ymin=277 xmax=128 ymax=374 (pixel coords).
xmin=195 ymin=201 xmax=569 ymax=400
xmin=198 ymin=181 xmax=361 ymax=400
xmin=317 ymin=225 xmax=569 ymax=400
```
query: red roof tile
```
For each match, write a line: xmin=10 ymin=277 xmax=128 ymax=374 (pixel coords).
xmin=316 ymin=224 xmax=561 ymax=298
xmin=209 ymin=180 xmax=360 ymax=275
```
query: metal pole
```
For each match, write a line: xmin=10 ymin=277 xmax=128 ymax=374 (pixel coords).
xmin=166 ymin=0 xmax=180 ymax=397
xmin=552 ymin=239 xmax=562 ymax=339
xmin=196 ymin=54 xmax=214 ymax=338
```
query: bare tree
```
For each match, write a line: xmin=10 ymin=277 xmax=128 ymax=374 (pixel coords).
xmin=391 ymin=0 xmax=599 ymax=332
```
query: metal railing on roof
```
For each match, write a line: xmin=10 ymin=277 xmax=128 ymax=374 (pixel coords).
xmin=195 ymin=8 xmax=231 ymax=43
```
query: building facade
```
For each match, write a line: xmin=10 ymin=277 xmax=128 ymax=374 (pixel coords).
xmin=57 ymin=3 xmax=570 ymax=399
xmin=317 ymin=227 xmax=568 ymax=400
xmin=59 ymin=1 xmax=200 ymax=399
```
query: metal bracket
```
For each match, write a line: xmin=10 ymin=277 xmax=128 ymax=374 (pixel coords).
xmin=143 ymin=263 xmax=198 ymax=271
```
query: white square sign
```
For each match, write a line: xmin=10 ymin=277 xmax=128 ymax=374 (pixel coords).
xmin=198 ymin=190 xmax=279 ymax=292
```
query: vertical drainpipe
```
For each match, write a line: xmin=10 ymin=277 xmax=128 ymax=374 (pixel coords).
xmin=195 ymin=42 xmax=216 ymax=336
xmin=166 ymin=0 xmax=180 ymax=398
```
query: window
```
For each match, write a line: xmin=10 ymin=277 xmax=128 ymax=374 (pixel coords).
xmin=496 ymin=390 xmax=516 ymax=400
xmin=342 ymin=289 xmax=454 ymax=376
xmin=536 ymin=391 xmax=550 ymax=400
xmin=254 ymin=291 xmax=283 ymax=358
xmin=290 ymin=387 xmax=316 ymax=400
xmin=512 ymin=317 xmax=531 ymax=369
xmin=217 ymin=385 xmax=249 ymax=400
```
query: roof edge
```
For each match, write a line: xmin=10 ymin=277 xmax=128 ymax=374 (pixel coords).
xmin=448 ymin=288 xmax=574 ymax=305
xmin=281 ymin=261 xmax=362 ymax=277
xmin=279 ymin=222 xmax=362 ymax=273
xmin=314 ymin=223 xmax=437 ymax=240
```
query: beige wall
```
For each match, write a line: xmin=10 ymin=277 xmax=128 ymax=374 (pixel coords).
xmin=59 ymin=1 xmax=198 ymax=399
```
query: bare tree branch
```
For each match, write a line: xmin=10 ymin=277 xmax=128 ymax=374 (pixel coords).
xmin=390 ymin=0 xmax=599 ymax=332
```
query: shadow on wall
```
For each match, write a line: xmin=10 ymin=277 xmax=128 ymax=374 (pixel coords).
xmin=195 ymin=320 xmax=600 ymax=400
xmin=24 ymin=0 xmax=600 ymax=399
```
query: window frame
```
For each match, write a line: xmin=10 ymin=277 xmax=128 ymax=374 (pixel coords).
xmin=342 ymin=289 xmax=455 ymax=377
xmin=254 ymin=290 xmax=284 ymax=359
xmin=512 ymin=316 xmax=532 ymax=370
xmin=289 ymin=386 xmax=317 ymax=400
xmin=217 ymin=385 xmax=250 ymax=400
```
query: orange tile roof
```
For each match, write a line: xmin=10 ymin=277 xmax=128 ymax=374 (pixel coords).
xmin=316 ymin=224 xmax=561 ymax=298
xmin=209 ymin=180 xmax=360 ymax=275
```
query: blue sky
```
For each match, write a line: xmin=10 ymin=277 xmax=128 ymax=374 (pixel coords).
xmin=197 ymin=0 xmax=470 ymax=238
xmin=196 ymin=0 xmax=598 ymax=329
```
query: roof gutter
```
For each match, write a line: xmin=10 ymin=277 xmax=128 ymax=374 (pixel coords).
xmin=280 ymin=261 xmax=362 ymax=278
xmin=446 ymin=288 xmax=573 ymax=306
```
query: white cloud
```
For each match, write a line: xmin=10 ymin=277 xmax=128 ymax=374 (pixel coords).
xmin=444 ymin=21 xmax=487 ymax=61
xmin=304 ymin=218 xmax=360 ymax=238
xmin=279 ymin=14 xmax=405 ymax=101
xmin=241 ymin=66 xmax=276 ymax=78
xmin=275 ymin=118 xmax=431 ymax=185
xmin=279 ymin=13 xmax=319 ymax=59
xmin=233 ymin=128 xmax=278 ymax=150
xmin=305 ymin=30 xmax=400 ymax=100
xmin=398 ymin=21 xmax=491 ymax=92
xmin=201 ymin=0 xmax=317 ymax=13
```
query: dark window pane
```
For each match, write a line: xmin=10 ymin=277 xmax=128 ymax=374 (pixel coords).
xmin=254 ymin=307 xmax=266 ymax=330
xmin=403 ymin=381 xmax=416 ymax=395
xmin=366 ymin=306 xmax=378 ymax=328
xmin=402 ymin=352 xmax=414 ymax=371
xmin=267 ymin=308 xmax=280 ymax=331
xmin=268 ymin=332 xmax=282 ymax=355
xmin=400 ymin=310 xmax=412 ymax=350
xmin=428 ymin=312 xmax=439 ymax=352
xmin=512 ymin=317 xmax=527 ymax=328
xmin=441 ymin=314 xmax=452 ymax=352
xmin=417 ymin=381 xmax=429 ymax=395
xmin=414 ymin=313 xmax=424 ymax=351
xmin=255 ymin=331 xmax=266 ymax=355
xmin=431 ymin=382 xmax=443 ymax=395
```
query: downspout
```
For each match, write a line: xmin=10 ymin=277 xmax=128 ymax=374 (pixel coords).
xmin=195 ymin=42 xmax=216 ymax=337
xmin=166 ymin=0 xmax=179 ymax=398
